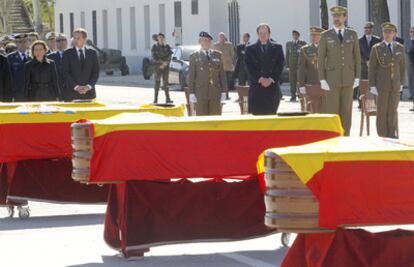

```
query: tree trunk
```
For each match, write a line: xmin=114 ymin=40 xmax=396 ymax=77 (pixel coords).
xmin=320 ymin=0 xmax=329 ymax=30
xmin=32 ymin=0 xmax=42 ymax=33
xmin=370 ymin=0 xmax=390 ymax=36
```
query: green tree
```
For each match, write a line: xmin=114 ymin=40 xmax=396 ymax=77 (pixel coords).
xmin=24 ymin=0 xmax=55 ymax=32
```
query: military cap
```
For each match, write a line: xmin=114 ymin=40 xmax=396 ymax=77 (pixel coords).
xmin=330 ymin=6 xmax=347 ymax=15
xmin=364 ymin=22 xmax=375 ymax=28
xmin=13 ymin=33 xmax=28 ymax=40
xmin=309 ymin=26 xmax=324 ymax=35
xmin=381 ymin=22 xmax=397 ymax=32
xmin=0 ymin=35 xmax=14 ymax=44
xmin=199 ymin=31 xmax=213 ymax=40
xmin=45 ymin=32 xmax=57 ymax=40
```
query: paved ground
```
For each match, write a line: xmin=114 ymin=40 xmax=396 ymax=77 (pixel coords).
xmin=1 ymin=73 xmax=414 ymax=267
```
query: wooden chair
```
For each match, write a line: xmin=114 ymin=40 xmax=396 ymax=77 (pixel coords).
xmin=305 ymin=85 xmax=326 ymax=114
xmin=359 ymin=80 xmax=377 ymax=136
xmin=237 ymin=86 xmax=249 ymax=115
xmin=184 ymin=87 xmax=196 ymax=116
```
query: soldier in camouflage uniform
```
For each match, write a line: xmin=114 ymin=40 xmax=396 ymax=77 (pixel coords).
xmin=369 ymin=23 xmax=405 ymax=138
xmin=286 ymin=30 xmax=307 ymax=102
xmin=151 ymin=33 xmax=173 ymax=104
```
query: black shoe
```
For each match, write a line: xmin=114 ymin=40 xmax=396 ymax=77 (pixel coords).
xmin=153 ymin=100 xmax=158 ymax=104
xmin=410 ymin=107 xmax=414 ymax=112
xmin=289 ymin=97 xmax=297 ymax=102
xmin=166 ymin=99 xmax=173 ymax=104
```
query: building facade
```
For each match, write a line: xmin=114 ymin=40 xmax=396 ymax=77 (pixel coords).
xmin=55 ymin=0 xmax=414 ymax=73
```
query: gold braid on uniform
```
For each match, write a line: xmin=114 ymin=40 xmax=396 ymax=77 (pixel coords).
xmin=374 ymin=45 xmax=394 ymax=68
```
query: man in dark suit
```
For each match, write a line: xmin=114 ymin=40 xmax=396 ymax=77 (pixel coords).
xmin=7 ymin=34 xmax=30 ymax=101
xmin=0 ymin=54 xmax=12 ymax=101
xmin=47 ymin=33 xmax=68 ymax=100
xmin=359 ymin=22 xmax=381 ymax=79
xmin=234 ymin=33 xmax=250 ymax=86
xmin=245 ymin=23 xmax=285 ymax=115
xmin=62 ymin=28 xmax=99 ymax=101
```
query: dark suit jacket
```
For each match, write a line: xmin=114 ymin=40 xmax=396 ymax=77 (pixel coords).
xmin=359 ymin=35 xmax=381 ymax=79
xmin=245 ymin=40 xmax=285 ymax=115
xmin=0 ymin=55 xmax=12 ymax=102
xmin=62 ymin=47 xmax=100 ymax=101
xmin=359 ymin=35 xmax=382 ymax=64
xmin=7 ymin=51 xmax=30 ymax=101
xmin=234 ymin=43 xmax=249 ymax=77
xmin=47 ymin=51 xmax=64 ymax=99
xmin=395 ymin=37 xmax=404 ymax=45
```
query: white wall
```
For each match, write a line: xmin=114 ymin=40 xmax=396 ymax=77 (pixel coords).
xmin=55 ymin=0 xmax=410 ymax=73
xmin=237 ymin=0 xmax=310 ymax=49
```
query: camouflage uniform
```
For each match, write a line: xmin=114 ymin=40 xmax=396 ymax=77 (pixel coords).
xmin=151 ymin=43 xmax=173 ymax=103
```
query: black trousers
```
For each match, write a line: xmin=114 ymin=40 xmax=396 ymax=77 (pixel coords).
xmin=248 ymin=83 xmax=281 ymax=115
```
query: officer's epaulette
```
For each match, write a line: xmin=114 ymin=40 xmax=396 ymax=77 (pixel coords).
xmin=372 ymin=42 xmax=383 ymax=49
xmin=211 ymin=49 xmax=222 ymax=56
xmin=301 ymin=44 xmax=311 ymax=50
xmin=395 ymin=42 xmax=404 ymax=48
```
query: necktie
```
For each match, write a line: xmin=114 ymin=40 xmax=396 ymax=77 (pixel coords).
xmin=206 ymin=51 xmax=210 ymax=61
xmin=367 ymin=36 xmax=371 ymax=46
xmin=79 ymin=49 xmax=85 ymax=68
xmin=261 ymin=44 xmax=267 ymax=54
xmin=338 ymin=30 xmax=343 ymax=43
xmin=388 ymin=43 xmax=393 ymax=54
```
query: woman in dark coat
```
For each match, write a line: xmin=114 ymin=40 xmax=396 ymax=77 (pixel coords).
xmin=24 ymin=40 xmax=60 ymax=101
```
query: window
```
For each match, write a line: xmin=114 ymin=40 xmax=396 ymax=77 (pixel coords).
xmin=69 ymin=12 xmax=74 ymax=34
xmin=102 ymin=10 xmax=108 ymax=48
xmin=159 ymin=4 xmax=166 ymax=34
xmin=116 ymin=8 xmax=123 ymax=50
xmin=80 ymin=11 xmax=85 ymax=28
xmin=174 ymin=1 xmax=182 ymax=27
xmin=144 ymin=5 xmax=150 ymax=49
xmin=130 ymin=7 xmax=137 ymax=50
xmin=59 ymin=13 xmax=64 ymax=33
xmin=191 ymin=0 xmax=199 ymax=15
xmin=92 ymin=10 xmax=97 ymax=45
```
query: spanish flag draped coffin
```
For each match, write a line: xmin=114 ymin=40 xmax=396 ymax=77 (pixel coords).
xmin=0 ymin=103 xmax=185 ymax=204
xmin=71 ymin=114 xmax=344 ymax=184
xmin=259 ymin=137 xmax=414 ymax=231
xmin=70 ymin=113 xmax=345 ymax=253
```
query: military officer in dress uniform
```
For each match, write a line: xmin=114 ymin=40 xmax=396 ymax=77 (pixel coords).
xmin=188 ymin=31 xmax=227 ymax=116
xmin=7 ymin=33 xmax=30 ymax=101
xmin=151 ymin=33 xmax=173 ymax=104
xmin=298 ymin=27 xmax=326 ymax=113
xmin=318 ymin=6 xmax=361 ymax=136
xmin=369 ymin=23 xmax=405 ymax=139
xmin=286 ymin=30 xmax=307 ymax=102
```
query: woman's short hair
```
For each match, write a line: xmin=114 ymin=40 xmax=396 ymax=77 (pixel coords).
xmin=72 ymin=28 xmax=88 ymax=39
xmin=30 ymin=40 xmax=49 ymax=58
xmin=256 ymin=23 xmax=271 ymax=34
